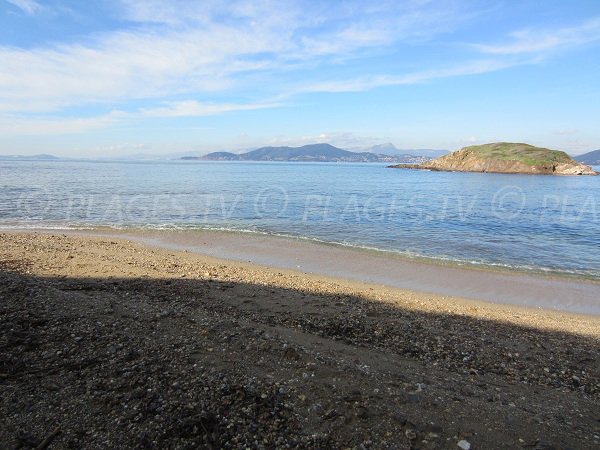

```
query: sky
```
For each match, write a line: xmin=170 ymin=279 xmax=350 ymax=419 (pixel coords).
xmin=0 ymin=0 xmax=599 ymax=157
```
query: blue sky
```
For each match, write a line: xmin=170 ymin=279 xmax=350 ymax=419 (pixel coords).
xmin=1 ymin=0 xmax=599 ymax=157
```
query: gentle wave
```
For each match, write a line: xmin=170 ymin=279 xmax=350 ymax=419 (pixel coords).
xmin=3 ymin=220 xmax=598 ymax=280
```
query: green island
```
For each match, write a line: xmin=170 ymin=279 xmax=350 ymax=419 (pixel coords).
xmin=390 ymin=142 xmax=597 ymax=175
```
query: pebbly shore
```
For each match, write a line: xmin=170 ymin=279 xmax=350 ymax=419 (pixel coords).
xmin=1 ymin=232 xmax=599 ymax=449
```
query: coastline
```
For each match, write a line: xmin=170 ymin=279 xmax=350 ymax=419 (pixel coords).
xmin=1 ymin=231 xmax=599 ymax=448
xmin=5 ymin=223 xmax=599 ymax=282
xmin=2 ymin=228 xmax=600 ymax=325
xmin=4 ymin=226 xmax=598 ymax=316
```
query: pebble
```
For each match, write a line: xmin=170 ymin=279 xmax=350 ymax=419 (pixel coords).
xmin=457 ymin=439 xmax=471 ymax=450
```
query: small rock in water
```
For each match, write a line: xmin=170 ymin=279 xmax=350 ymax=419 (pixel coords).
xmin=457 ymin=440 xmax=471 ymax=450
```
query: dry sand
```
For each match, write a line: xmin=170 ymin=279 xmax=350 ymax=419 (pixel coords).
xmin=56 ymin=228 xmax=600 ymax=315
xmin=1 ymin=231 xmax=599 ymax=449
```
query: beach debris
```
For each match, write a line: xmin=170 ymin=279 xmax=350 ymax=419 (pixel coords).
xmin=457 ymin=439 xmax=471 ymax=450
xmin=35 ymin=427 xmax=61 ymax=450
xmin=404 ymin=429 xmax=417 ymax=440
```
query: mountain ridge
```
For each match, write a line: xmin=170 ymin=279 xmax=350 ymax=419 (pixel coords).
xmin=185 ymin=143 xmax=429 ymax=163
xmin=574 ymin=149 xmax=600 ymax=165
xmin=0 ymin=154 xmax=60 ymax=160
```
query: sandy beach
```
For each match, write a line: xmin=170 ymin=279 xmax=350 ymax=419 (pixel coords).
xmin=1 ymin=231 xmax=599 ymax=448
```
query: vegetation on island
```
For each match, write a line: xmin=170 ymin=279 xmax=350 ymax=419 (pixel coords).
xmin=461 ymin=143 xmax=572 ymax=166
xmin=390 ymin=142 xmax=597 ymax=175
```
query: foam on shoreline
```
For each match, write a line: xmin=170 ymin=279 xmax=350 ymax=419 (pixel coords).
xmin=5 ymin=226 xmax=599 ymax=316
xmin=3 ymin=222 xmax=599 ymax=280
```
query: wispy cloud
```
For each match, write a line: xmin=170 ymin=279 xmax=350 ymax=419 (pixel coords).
xmin=0 ymin=99 xmax=282 ymax=136
xmin=292 ymin=59 xmax=521 ymax=95
xmin=139 ymin=100 xmax=281 ymax=118
xmin=0 ymin=111 xmax=125 ymax=136
xmin=262 ymin=131 xmax=386 ymax=150
xmin=0 ymin=55 xmax=521 ymax=137
xmin=0 ymin=0 xmax=471 ymax=116
xmin=553 ymin=128 xmax=578 ymax=136
xmin=6 ymin=0 xmax=43 ymax=15
xmin=0 ymin=26 xmax=282 ymax=113
xmin=474 ymin=17 xmax=600 ymax=55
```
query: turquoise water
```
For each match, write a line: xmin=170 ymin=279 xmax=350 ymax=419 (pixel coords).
xmin=1 ymin=159 xmax=599 ymax=278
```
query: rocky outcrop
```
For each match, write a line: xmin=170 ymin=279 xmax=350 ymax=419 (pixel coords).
xmin=552 ymin=162 xmax=598 ymax=175
xmin=390 ymin=143 xmax=597 ymax=175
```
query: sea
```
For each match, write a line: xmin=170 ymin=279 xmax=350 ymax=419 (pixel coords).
xmin=1 ymin=159 xmax=599 ymax=280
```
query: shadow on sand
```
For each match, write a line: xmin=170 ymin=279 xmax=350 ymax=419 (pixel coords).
xmin=1 ymin=265 xmax=599 ymax=449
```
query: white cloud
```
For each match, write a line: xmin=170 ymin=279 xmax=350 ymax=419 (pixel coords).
xmin=292 ymin=59 xmax=521 ymax=94
xmin=474 ymin=17 xmax=600 ymax=55
xmin=0 ymin=99 xmax=281 ymax=136
xmin=1 ymin=54 xmax=520 ymax=136
xmin=554 ymin=128 xmax=578 ymax=136
xmin=93 ymin=143 xmax=150 ymax=153
xmin=0 ymin=55 xmax=524 ymax=136
xmin=6 ymin=0 xmax=43 ymax=15
xmin=116 ymin=0 xmax=303 ymax=29
xmin=0 ymin=26 xmax=285 ymax=114
xmin=139 ymin=100 xmax=281 ymax=117
xmin=0 ymin=111 xmax=125 ymax=135
xmin=261 ymin=131 xmax=389 ymax=150
xmin=0 ymin=0 xmax=472 ymax=116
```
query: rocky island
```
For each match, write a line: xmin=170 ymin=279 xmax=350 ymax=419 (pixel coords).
xmin=390 ymin=142 xmax=597 ymax=175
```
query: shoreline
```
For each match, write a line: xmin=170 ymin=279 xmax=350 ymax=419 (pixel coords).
xmin=4 ymin=226 xmax=598 ymax=316
xmin=2 ymin=229 xmax=599 ymax=335
xmin=3 ymin=224 xmax=599 ymax=282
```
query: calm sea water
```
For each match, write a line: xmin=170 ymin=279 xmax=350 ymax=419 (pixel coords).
xmin=1 ymin=159 xmax=599 ymax=278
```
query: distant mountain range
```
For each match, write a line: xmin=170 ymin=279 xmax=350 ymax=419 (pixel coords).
xmin=359 ymin=143 xmax=448 ymax=159
xmin=7 ymin=145 xmax=595 ymax=164
xmin=184 ymin=143 xmax=432 ymax=163
xmin=574 ymin=149 xmax=600 ymax=165
xmin=0 ymin=154 xmax=60 ymax=160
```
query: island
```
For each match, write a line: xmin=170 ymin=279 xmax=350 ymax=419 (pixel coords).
xmin=389 ymin=142 xmax=597 ymax=175
xmin=181 ymin=143 xmax=430 ymax=164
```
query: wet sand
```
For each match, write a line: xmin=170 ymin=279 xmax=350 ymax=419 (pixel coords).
xmin=50 ymin=227 xmax=600 ymax=315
